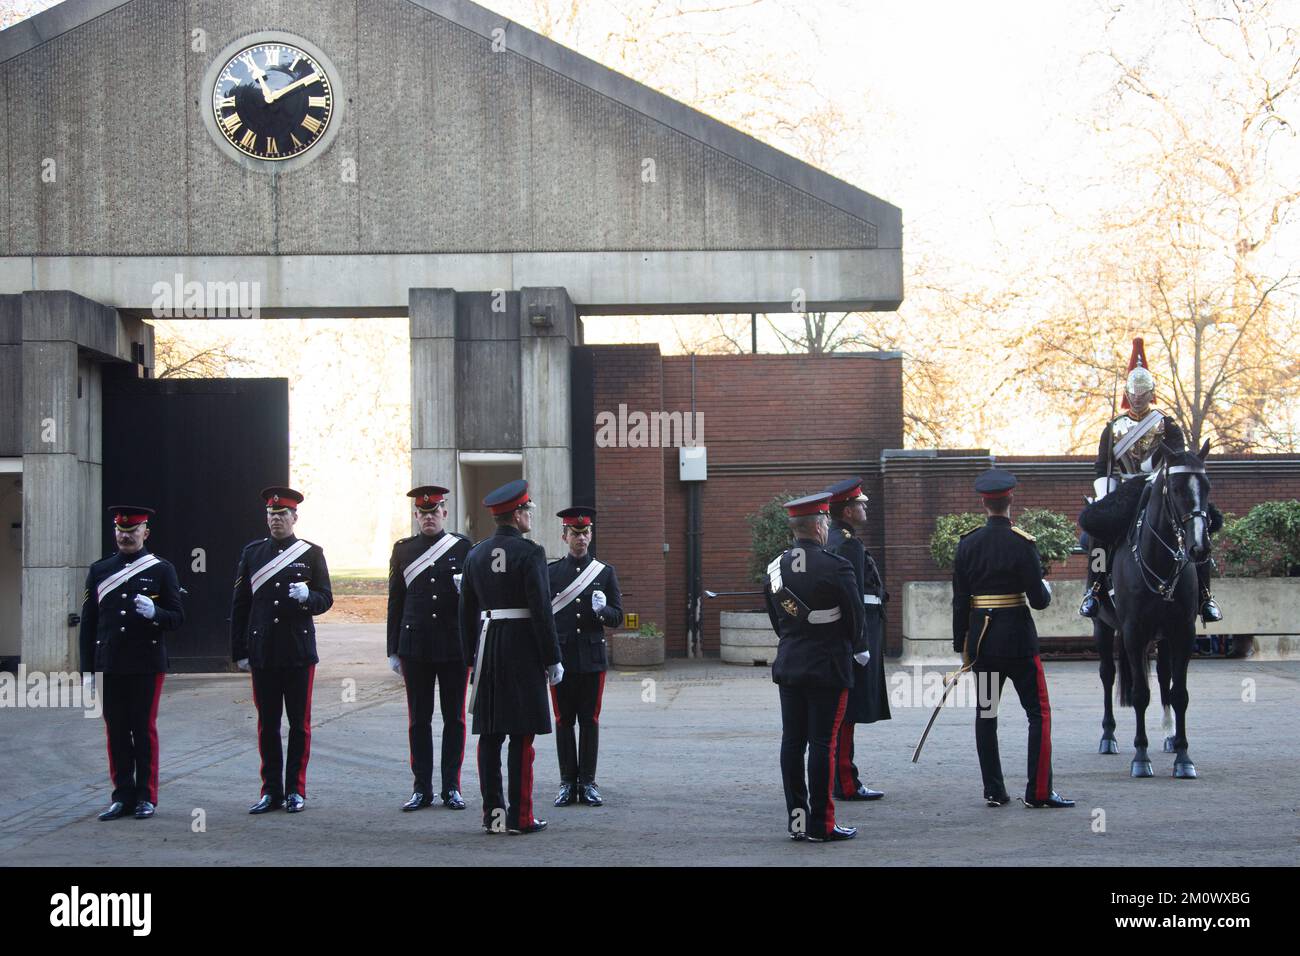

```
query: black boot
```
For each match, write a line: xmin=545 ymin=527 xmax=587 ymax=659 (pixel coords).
xmin=1197 ymin=563 xmax=1222 ymax=623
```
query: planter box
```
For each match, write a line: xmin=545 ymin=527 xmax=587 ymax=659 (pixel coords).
xmin=901 ymin=577 xmax=1300 ymax=665
xmin=720 ymin=611 xmax=777 ymax=666
xmin=609 ymin=630 xmax=664 ymax=668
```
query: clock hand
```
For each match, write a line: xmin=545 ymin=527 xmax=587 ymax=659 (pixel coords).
xmin=256 ymin=75 xmax=273 ymax=104
xmin=265 ymin=71 xmax=321 ymax=103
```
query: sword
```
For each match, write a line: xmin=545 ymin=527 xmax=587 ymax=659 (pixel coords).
xmin=910 ymin=661 xmax=973 ymax=763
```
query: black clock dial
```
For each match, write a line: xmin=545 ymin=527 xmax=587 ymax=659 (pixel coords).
xmin=212 ymin=43 xmax=333 ymax=160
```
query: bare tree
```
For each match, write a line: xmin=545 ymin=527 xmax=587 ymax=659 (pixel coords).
xmin=1030 ymin=0 xmax=1300 ymax=452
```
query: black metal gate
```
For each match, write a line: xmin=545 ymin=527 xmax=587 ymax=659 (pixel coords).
xmin=102 ymin=370 xmax=289 ymax=672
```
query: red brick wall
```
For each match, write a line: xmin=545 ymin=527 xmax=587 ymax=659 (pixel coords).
xmin=658 ymin=354 xmax=904 ymax=655
xmin=591 ymin=344 xmax=1300 ymax=658
xmin=881 ymin=453 xmax=1300 ymax=654
xmin=591 ymin=345 xmax=667 ymax=644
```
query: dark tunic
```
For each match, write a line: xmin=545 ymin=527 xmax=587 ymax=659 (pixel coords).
xmin=951 ymin=516 xmax=1051 ymax=659
xmin=230 ymin=535 xmax=333 ymax=668
xmin=386 ymin=530 xmax=473 ymax=663
xmin=826 ymin=520 xmax=891 ymax=723
xmin=79 ymin=548 xmax=185 ymax=673
xmin=458 ymin=525 xmax=562 ymax=736
xmin=764 ymin=537 xmax=866 ymax=688
xmin=548 ymin=553 xmax=624 ymax=674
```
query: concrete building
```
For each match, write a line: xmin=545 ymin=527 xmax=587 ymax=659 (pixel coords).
xmin=0 ymin=0 xmax=902 ymax=671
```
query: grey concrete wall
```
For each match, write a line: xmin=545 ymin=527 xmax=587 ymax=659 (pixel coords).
xmin=1 ymin=0 xmax=895 ymax=259
xmin=519 ymin=288 xmax=574 ymax=555
xmin=0 ymin=296 xmax=21 ymax=457
xmin=456 ymin=293 xmax=521 ymax=451
xmin=18 ymin=292 xmax=132 ymax=671
xmin=410 ymin=289 xmax=459 ymax=534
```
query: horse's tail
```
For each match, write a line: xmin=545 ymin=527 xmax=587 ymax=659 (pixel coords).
xmin=1117 ymin=640 xmax=1142 ymax=708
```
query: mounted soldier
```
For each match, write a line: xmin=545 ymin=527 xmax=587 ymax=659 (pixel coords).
xmin=1078 ymin=339 xmax=1222 ymax=625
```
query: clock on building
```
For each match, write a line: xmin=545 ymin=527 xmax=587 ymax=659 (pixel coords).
xmin=210 ymin=40 xmax=335 ymax=161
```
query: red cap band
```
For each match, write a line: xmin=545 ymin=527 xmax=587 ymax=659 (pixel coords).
xmin=488 ymin=491 xmax=530 ymax=515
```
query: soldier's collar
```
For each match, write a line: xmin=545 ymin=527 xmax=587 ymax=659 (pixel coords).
xmin=986 ymin=515 xmax=1012 ymax=525
xmin=118 ymin=547 xmax=150 ymax=561
xmin=494 ymin=525 xmax=522 ymax=538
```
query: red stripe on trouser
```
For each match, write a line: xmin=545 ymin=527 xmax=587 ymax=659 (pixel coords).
xmin=103 ymin=702 xmax=118 ymax=793
xmin=295 ymin=665 xmax=315 ymax=797
xmin=835 ymin=720 xmax=855 ymax=794
xmin=147 ymin=673 xmax=165 ymax=804
xmin=825 ymin=689 xmax=848 ymax=834
xmin=592 ymin=671 xmax=606 ymax=723
xmin=404 ymin=662 xmax=415 ymax=776
xmin=1032 ymin=656 xmax=1052 ymax=800
xmin=520 ymin=735 xmax=535 ymax=827
xmin=251 ymin=672 xmax=268 ymax=796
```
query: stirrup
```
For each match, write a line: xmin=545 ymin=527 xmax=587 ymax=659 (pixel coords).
xmin=1201 ymin=597 xmax=1223 ymax=624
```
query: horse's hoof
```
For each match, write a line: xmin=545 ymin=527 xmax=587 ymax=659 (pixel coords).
xmin=1131 ymin=760 xmax=1154 ymax=778
xmin=1162 ymin=736 xmax=1176 ymax=753
xmin=1173 ymin=762 xmax=1198 ymax=779
xmin=1099 ymin=737 xmax=1119 ymax=755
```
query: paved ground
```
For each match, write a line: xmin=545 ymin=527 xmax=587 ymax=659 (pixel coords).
xmin=2 ymin=623 xmax=1296 ymax=866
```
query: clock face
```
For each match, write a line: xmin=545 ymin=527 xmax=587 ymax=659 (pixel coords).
xmin=211 ymin=42 xmax=334 ymax=161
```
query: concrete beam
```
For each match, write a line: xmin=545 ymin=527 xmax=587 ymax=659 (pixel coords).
xmin=0 ymin=250 xmax=902 ymax=315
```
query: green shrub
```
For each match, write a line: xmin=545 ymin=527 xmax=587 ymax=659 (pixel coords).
xmin=637 ymin=621 xmax=664 ymax=639
xmin=747 ymin=490 xmax=817 ymax=583
xmin=930 ymin=508 xmax=1077 ymax=573
xmin=1217 ymin=500 xmax=1300 ymax=577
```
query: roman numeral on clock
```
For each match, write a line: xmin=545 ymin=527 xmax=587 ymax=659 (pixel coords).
xmin=220 ymin=112 xmax=241 ymax=134
xmin=300 ymin=114 xmax=323 ymax=135
xmin=239 ymin=129 xmax=257 ymax=151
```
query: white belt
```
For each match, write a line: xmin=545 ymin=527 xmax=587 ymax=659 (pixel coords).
xmin=469 ymin=609 xmax=532 ymax=713
xmin=480 ymin=609 xmax=530 ymax=621
xmin=863 ymin=594 xmax=882 ymax=605
xmin=807 ymin=607 xmax=842 ymax=624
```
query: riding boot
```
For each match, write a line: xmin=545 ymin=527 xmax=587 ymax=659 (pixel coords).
xmin=1197 ymin=561 xmax=1222 ymax=623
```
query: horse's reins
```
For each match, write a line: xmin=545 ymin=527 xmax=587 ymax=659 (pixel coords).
xmin=1131 ymin=461 xmax=1209 ymax=602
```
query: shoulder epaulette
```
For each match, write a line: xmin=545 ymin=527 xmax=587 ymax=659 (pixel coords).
xmin=840 ymin=527 xmax=852 ymax=539
xmin=1012 ymin=527 xmax=1036 ymax=542
xmin=959 ymin=526 xmax=980 ymax=538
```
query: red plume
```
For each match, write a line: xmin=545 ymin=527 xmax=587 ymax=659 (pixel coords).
xmin=1120 ymin=337 xmax=1148 ymax=410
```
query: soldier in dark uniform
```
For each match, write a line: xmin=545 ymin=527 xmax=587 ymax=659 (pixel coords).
xmin=386 ymin=485 xmax=473 ymax=811
xmin=458 ymin=479 xmax=563 ymax=835
xmin=230 ymin=487 xmax=333 ymax=814
xmin=824 ymin=478 xmax=890 ymax=802
xmin=80 ymin=506 xmax=185 ymax=821
xmin=548 ymin=506 xmax=623 ymax=808
xmin=952 ymin=469 xmax=1073 ymax=809
xmin=764 ymin=492 xmax=868 ymax=843
xmin=1079 ymin=348 xmax=1222 ymax=623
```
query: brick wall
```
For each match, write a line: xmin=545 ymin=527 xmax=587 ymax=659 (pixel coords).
xmin=881 ymin=453 xmax=1300 ymax=655
xmin=591 ymin=343 xmax=1300 ymax=658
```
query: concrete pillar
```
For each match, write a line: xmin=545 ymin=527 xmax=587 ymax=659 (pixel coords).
xmin=17 ymin=291 xmax=143 ymax=672
xmin=409 ymin=289 xmax=459 ymax=533
xmin=520 ymin=288 xmax=576 ymax=558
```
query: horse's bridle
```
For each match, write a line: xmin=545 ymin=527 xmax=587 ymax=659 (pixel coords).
xmin=1131 ymin=460 xmax=1210 ymax=601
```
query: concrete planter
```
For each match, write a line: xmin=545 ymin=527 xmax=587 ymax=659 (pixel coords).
xmin=900 ymin=577 xmax=1300 ymax=665
xmin=720 ymin=611 xmax=777 ymax=666
xmin=610 ymin=630 xmax=665 ymax=668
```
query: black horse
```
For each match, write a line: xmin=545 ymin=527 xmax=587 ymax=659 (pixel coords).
xmin=1092 ymin=607 xmax=1176 ymax=757
xmin=1099 ymin=442 xmax=1213 ymax=778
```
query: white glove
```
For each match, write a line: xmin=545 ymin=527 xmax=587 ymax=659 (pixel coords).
xmin=453 ymin=573 xmax=463 ymax=594
xmin=133 ymin=594 xmax=156 ymax=619
xmin=1042 ymin=579 xmax=1053 ymax=598
xmin=388 ymin=654 xmax=402 ymax=675
xmin=591 ymin=589 xmax=606 ymax=613
xmin=236 ymin=658 xmax=251 ymax=672
xmin=854 ymin=650 xmax=871 ymax=666
xmin=82 ymin=673 xmax=96 ymax=694
xmin=288 ymin=581 xmax=309 ymax=603
xmin=546 ymin=662 xmax=565 ymax=686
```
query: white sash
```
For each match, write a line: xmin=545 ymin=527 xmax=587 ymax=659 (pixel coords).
xmin=551 ymin=560 xmax=606 ymax=614
xmin=250 ymin=540 xmax=312 ymax=594
xmin=403 ymin=534 xmax=459 ymax=587
xmin=1112 ymin=410 xmax=1163 ymax=460
xmin=96 ymin=554 xmax=161 ymax=603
